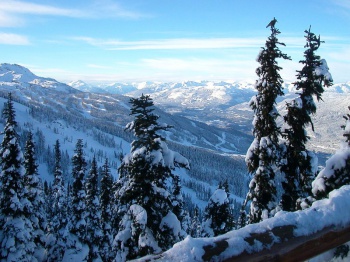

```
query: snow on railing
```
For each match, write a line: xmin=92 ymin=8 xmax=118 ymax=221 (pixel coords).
xmin=133 ymin=185 xmax=350 ymax=262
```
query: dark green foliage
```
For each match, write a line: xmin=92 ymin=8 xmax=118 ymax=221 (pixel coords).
xmin=127 ymin=94 xmax=171 ymax=151
xmin=244 ymin=19 xmax=290 ymax=224
xmin=114 ymin=95 xmax=188 ymax=261
xmin=201 ymin=183 xmax=235 ymax=237
xmin=47 ymin=140 xmax=67 ymax=262
xmin=85 ymin=156 xmax=102 ymax=261
xmin=281 ymin=27 xmax=333 ymax=211
xmin=99 ymin=158 xmax=114 ymax=262
xmin=342 ymin=106 xmax=350 ymax=146
xmin=237 ymin=207 xmax=247 ymax=229
xmin=0 ymin=93 xmax=24 ymax=217
xmin=69 ymin=139 xmax=87 ymax=240
xmin=189 ymin=207 xmax=201 ymax=238
xmin=0 ymin=93 xmax=36 ymax=261
xmin=334 ymin=244 xmax=350 ymax=259
xmin=23 ymin=132 xmax=47 ymax=261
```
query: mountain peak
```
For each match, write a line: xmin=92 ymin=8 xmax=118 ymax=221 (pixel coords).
xmin=0 ymin=63 xmax=78 ymax=94
xmin=0 ymin=63 xmax=39 ymax=82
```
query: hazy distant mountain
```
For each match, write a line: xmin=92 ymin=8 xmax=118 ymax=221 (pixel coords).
xmin=68 ymin=77 xmax=350 ymax=158
xmin=68 ymin=80 xmax=137 ymax=94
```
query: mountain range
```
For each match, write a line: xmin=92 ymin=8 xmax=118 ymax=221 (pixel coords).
xmin=1 ymin=63 xmax=349 ymax=210
xmin=68 ymin=76 xmax=350 ymax=157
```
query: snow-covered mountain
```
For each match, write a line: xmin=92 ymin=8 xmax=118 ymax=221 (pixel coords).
xmin=69 ymin=77 xmax=350 ymax=158
xmin=1 ymin=62 xmax=348 ymax=208
xmin=0 ymin=63 xmax=251 ymax=211
xmin=0 ymin=63 xmax=77 ymax=94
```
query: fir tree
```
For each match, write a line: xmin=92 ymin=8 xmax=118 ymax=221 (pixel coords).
xmin=0 ymin=93 xmax=37 ymax=261
xmin=280 ymin=27 xmax=333 ymax=211
xmin=171 ymin=174 xmax=188 ymax=237
xmin=113 ymin=94 xmax=189 ymax=261
xmin=23 ymin=131 xmax=47 ymax=261
xmin=188 ymin=207 xmax=201 ymax=238
xmin=47 ymin=140 xmax=67 ymax=262
xmin=99 ymin=158 xmax=114 ymax=262
xmin=244 ymin=18 xmax=291 ymax=223
xmin=63 ymin=139 xmax=88 ymax=261
xmin=85 ymin=156 xmax=103 ymax=262
xmin=201 ymin=185 xmax=235 ymax=237
xmin=237 ymin=207 xmax=247 ymax=229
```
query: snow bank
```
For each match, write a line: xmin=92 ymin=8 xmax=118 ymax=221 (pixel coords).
xmin=133 ymin=185 xmax=350 ymax=261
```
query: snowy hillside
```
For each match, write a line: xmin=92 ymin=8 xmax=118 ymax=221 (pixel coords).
xmin=0 ymin=63 xmax=251 ymax=212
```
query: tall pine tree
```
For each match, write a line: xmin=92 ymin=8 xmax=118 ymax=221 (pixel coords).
xmin=113 ymin=94 xmax=189 ymax=261
xmin=0 ymin=93 xmax=37 ymax=261
xmin=280 ymin=27 xmax=333 ymax=211
xmin=23 ymin=131 xmax=47 ymax=261
xmin=63 ymin=139 xmax=88 ymax=261
xmin=99 ymin=158 xmax=114 ymax=262
xmin=47 ymin=140 xmax=67 ymax=262
xmin=85 ymin=155 xmax=103 ymax=262
xmin=244 ymin=18 xmax=290 ymax=223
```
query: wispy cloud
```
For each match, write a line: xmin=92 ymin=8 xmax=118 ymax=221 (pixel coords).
xmin=0 ymin=1 xmax=85 ymax=17
xmin=73 ymin=37 xmax=267 ymax=50
xmin=0 ymin=32 xmax=29 ymax=45
xmin=331 ymin=0 xmax=350 ymax=9
xmin=0 ymin=0 xmax=145 ymax=27
xmin=87 ymin=0 xmax=146 ymax=19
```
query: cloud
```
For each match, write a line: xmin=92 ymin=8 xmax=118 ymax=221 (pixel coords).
xmin=0 ymin=33 xmax=29 ymax=45
xmin=0 ymin=1 xmax=85 ymax=17
xmin=0 ymin=1 xmax=144 ymax=27
xmin=331 ymin=0 xmax=350 ymax=9
xmin=73 ymin=37 xmax=266 ymax=50
xmin=87 ymin=0 xmax=146 ymax=19
xmin=0 ymin=11 xmax=24 ymax=27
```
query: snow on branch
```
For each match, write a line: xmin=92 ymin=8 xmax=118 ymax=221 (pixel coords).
xmin=314 ymin=59 xmax=333 ymax=83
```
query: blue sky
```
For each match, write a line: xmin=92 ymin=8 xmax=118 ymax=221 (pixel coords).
xmin=0 ymin=0 xmax=349 ymax=83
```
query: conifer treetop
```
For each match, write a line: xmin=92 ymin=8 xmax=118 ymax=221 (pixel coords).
xmin=126 ymin=94 xmax=172 ymax=152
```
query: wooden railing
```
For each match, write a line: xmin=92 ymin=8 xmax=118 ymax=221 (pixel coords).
xmin=134 ymin=186 xmax=350 ymax=262
xmin=203 ymin=223 xmax=350 ymax=261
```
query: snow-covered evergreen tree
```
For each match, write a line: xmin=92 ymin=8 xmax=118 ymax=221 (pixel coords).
xmin=63 ymin=139 xmax=89 ymax=261
xmin=0 ymin=93 xmax=37 ymax=261
xmin=237 ymin=207 xmax=247 ymax=229
xmin=312 ymin=106 xmax=350 ymax=199
xmin=23 ymin=131 xmax=47 ymax=261
xmin=244 ymin=18 xmax=290 ymax=223
xmin=113 ymin=94 xmax=189 ymax=261
xmin=280 ymin=27 xmax=333 ymax=211
xmin=171 ymin=174 xmax=189 ymax=238
xmin=85 ymin=156 xmax=102 ymax=261
xmin=47 ymin=140 xmax=67 ymax=262
xmin=188 ymin=207 xmax=201 ymax=238
xmin=201 ymin=184 xmax=234 ymax=237
xmin=99 ymin=158 xmax=114 ymax=262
